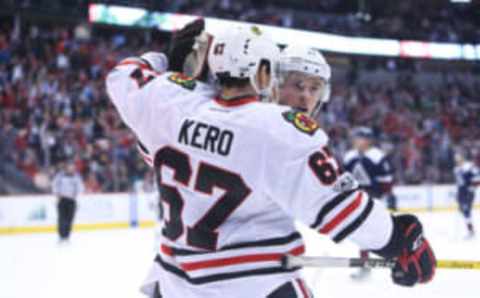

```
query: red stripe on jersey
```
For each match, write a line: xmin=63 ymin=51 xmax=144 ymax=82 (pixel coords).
xmin=143 ymin=155 xmax=153 ymax=166
xmin=118 ymin=59 xmax=151 ymax=70
xmin=117 ymin=59 xmax=163 ymax=75
xmin=319 ymin=191 xmax=363 ymax=234
xmin=179 ymin=245 xmax=305 ymax=272
xmin=138 ymin=150 xmax=153 ymax=166
xmin=161 ymin=244 xmax=174 ymax=256
xmin=404 ymin=222 xmax=418 ymax=237
xmin=296 ymin=279 xmax=309 ymax=298
xmin=289 ymin=245 xmax=305 ymax=256
xmin=214 ymin=96 xmax=258 ymax=107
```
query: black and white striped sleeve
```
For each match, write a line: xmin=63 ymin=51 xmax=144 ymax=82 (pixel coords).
xmin=265 ymin=132 xmax=394 ymax=251
xmin=310 ymin=188 xmax=393 ymax=250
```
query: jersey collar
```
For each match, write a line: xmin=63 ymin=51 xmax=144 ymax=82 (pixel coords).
xmin=214 ymin=95 xmax=259 ymax=107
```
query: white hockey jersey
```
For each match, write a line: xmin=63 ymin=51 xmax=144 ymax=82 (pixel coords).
xmin=106 ymin=57 xmax=393 ymax=298
xmin=454 ymin=161 xmax=480 ymax=192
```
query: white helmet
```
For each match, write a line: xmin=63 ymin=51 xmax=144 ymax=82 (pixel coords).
xmin=208 ymin=26 xmax=280 ymax=99
xmin=278 ymin=45 xmax=331 ymax=115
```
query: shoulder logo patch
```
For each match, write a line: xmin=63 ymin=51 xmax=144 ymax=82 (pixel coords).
xmin=282 ymin=110 xmax=319 ymax=136
xmin=167 ymin=72 xmax=196 ymax=90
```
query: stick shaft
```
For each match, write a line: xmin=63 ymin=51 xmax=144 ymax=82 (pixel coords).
xmin=283 ymin=256 xmax=394 ymax=269
xmin=284 ymin=255 xmax=480 ymax=270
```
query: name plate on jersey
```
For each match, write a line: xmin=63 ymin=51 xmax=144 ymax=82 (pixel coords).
xmin=178 ymin=118 xmax=234 ymax=156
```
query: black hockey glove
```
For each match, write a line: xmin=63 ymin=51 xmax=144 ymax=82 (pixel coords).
xmin=168 ymin=18 xmax=205 ymax=72
xmin=373 ymin=214 xmax=436 ymax=287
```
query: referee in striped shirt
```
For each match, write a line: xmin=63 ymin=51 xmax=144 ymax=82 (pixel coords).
xmin=52 ymin=162 xmax=84 ymax=242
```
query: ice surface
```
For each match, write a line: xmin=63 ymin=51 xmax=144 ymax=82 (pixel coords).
xmin=1 ymin=211 xmax=479 ymax=298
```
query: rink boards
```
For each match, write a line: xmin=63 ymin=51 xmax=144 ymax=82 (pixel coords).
xmin=0 ymin=185 xmax=479 ymax=235
xmin=0 ymin=192 xmax=157 ymax=235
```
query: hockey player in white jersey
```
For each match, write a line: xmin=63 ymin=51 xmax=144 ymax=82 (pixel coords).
xmin=106 ymin=23 xmax=436 ymax=298
xmin=277 ymin=45 xmax=331 ymax=118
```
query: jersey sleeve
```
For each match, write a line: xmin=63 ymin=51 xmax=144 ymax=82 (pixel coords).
xmin=105 ymin=56 xmax=168 ymax=151
xmin=264 ymin=111 xmax=393 ymax=251
xmin=105 ymin=54 xmax=209 ymax=154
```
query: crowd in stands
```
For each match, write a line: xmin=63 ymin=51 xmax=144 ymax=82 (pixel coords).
xmin=322 ymin=78 xmax=480 ymax=184
xmin=0 ymin=21 xmax=166 ymax=193
xmin=3 ymin=0 xmax=479 ymax=43
xmin=177 ymin=0 xmax=480 ymax=43
xmin=0 ymin=17 xmax=479 ymax=194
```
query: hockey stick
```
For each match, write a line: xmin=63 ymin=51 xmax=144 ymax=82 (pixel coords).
xmin=282 ymin=255 xmax=480 ymax=270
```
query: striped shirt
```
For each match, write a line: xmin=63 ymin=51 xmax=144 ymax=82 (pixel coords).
xmin=52 ymin=171 xmax=84 ymax=199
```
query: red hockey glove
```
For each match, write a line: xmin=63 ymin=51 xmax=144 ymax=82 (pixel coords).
xmin=372 ymin=215 xmax=436 ymax=287
xmin=391 ymin=215 xmax=436 ymax=286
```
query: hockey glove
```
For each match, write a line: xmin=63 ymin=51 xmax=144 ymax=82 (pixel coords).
xmin=373 ymin=214 xmax=436 ymax=287
xmin=168 ymin=18 xmax=211 ymax=80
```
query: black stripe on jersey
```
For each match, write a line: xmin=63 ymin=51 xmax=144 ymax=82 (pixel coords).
xmin=166 ymin=232 xmax=302 ymax=256
xmin=222 ymin=232 xmax=302 ymax=250
xmin=310 ymin=189 xmax=358 ymax=229
xmin=139 ymin=57 xmax=154 ymax=70
xmin=266 ymin=281 xmax=297 ymax=298
xmin=332 ymin=198 xmax=374 ymax=243
xmin=137 ymin=141 xmax=150 ymax=154
xmin=154 ymin=255 xmax=300 ymax=285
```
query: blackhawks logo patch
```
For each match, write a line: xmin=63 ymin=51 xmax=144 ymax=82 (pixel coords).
xmin=167 ymin=73 xmax=196 ymax=90
xmin=282 ymin=110 xmax=319 ymax=136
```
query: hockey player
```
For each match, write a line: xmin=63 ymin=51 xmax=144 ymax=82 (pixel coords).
xmin=454 ymin=151 xmax=480 ymax=238
xmin=343 ymin=126 xmax=398 ymax=279
xmin=106 ymin=24 xmax=435 ymax=298
xmin=277 ymin=45 xmax=331 ymax=118
xmin=140 ymin=28 xmax=334 ymax=294
xmin=344 ymin=127 xmax=396 ymax=279
xmin=344 ymin=127 xmax=397 ymax=209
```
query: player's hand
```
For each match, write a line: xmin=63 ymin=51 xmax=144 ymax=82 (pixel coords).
xmin=168 ymin=19 xmax=208 ymax=74
xmin=391 ymin=215 xmax=436 ymax=286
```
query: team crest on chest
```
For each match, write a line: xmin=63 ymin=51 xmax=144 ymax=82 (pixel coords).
xmin=282 ymin=110 xmax=319 ymax=136
xmin=168 ymin=72 xmax=197 ymax=90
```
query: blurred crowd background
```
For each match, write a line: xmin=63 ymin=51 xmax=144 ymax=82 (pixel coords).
xmin=2 ymin=0 xmax=479 ymax=42
xmin=0 ymin=0 xmax=479 ymax=194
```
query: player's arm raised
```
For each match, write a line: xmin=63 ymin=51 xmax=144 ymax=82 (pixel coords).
xmin=105 ymin=51 xmax=170 ymax=123
xmin=105 ymin=19 xmax=211 ymax=154
xmin=264 ymin=110 xmax=436 ymax=287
